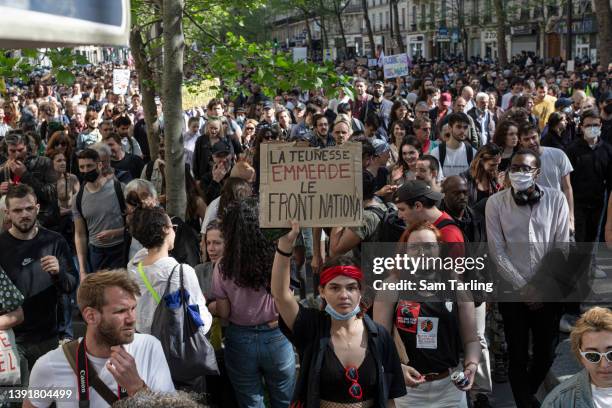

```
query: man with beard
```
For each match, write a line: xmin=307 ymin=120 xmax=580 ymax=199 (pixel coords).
xmin=103 ymin=132 xmax=145 ymax=183
xmin=0 ymin=131 xmax=59 ymax=229
xmin=360 ymin=80 xmax=393 ymax=134
xmin=415 ymin=155 xmax=442 ymax=193
xmin=0 ymin=184 xmax=77 ymax=383
xmin=24 ymin=270 xmax=175 ymax=407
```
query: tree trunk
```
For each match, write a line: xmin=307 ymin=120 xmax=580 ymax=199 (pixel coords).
xmin=392 ymin=0 xmax=404 ymax=53
xmin=319 ymin=14 xmax=329 ymax=51
xmin=129 ymin=26 xmax=159 ymax=162
xmin=335 ymin=6 xmax=348 ymax=57
xmin=304 ymin=16 xmax=314 ymax=60
xmin=361 ymin=0 xmax=376 ymax=57
xmin=493 ymin=0 xmax=508 ymax=65
xmin=162 ymin=0 xmax=186 ymax=218
xmin=593 ymin=0 xmax=612 ymax=68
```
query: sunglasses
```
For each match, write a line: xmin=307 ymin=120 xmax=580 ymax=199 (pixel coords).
xmin=580 ymin=349 xmax=612 ymax=364
xmin=344 ymin=366 xmax=363 ymax=400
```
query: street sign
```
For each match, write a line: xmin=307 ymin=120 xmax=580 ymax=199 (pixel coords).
xmin=0 ymin=0 xmax=130 ymax=47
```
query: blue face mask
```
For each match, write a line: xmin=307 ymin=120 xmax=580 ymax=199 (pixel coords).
xmin=325 ymin=303 xmax=361 ymax=320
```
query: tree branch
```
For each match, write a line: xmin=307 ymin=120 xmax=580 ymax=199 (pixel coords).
xmin=183 ymin=9 xmax=222 ymax=45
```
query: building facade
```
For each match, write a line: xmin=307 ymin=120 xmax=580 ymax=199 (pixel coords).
xmin=269 ymin=0 xmax=600 ymax=62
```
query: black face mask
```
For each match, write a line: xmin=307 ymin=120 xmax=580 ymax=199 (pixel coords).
xmin=604 ymin=103 xmax=612 ymax=116
xmin=82 ymin=168 xmax=99 ymax=183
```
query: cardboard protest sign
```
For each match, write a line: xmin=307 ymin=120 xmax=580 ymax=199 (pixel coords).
xmin=383 ymin=53 xmax=410 ymax=79
xmin=0 ymin=0 xmax=129 ymax=47
xmin=259 ymin=142 xmax=363 ymax=228
xmin=182 ymin=78 xmax=221 ymax=111
xmin=112 ymin=69 xmax=130 ymax=95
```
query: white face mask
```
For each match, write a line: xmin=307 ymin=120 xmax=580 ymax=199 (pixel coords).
xmin=584 ymin=126 xmax=601 ymax=140
xmin=509 ymin=171 xmax=534 ymax=192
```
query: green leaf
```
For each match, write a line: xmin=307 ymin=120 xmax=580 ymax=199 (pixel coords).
xmin=55 ymin=70 xmax=75 ymax=85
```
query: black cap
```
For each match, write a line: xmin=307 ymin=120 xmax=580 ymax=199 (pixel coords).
xmin=373 ymin=80 xmax=384 ymax=87
xmin=394 ymin=180 xmax=443 ymax=203
xmin=554 ymin=98 xmax=573 ymax=109
xmin=599 ymin=91 xmax=612 ymax=103
xmin=294 ymin=102 xmax=306 ymax=111
xmin=211 ymin=140 xmax=231 ymax=156
xmin=262 ymin=101 xmax=274 ymax=109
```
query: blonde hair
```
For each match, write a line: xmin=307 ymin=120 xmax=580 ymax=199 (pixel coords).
xmin=77 ymin=269 xmax=141 ymax=311
xmin=570 ymin=307 xmax=612 ymax=361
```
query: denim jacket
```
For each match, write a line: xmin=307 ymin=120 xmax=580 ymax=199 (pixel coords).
xmin=541 ymin=369 xmax=595 ymax=408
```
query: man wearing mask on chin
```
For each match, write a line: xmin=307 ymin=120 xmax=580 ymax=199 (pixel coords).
xmin=486 ymin=149 xmax=570 ymax=408
xmin=73 ymin=149 xmax=126 ymax=281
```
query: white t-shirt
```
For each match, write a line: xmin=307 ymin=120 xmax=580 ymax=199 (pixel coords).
xmin=538 ymin=146 xmax=573 ymax=191
xmin=431 ymin=142 xmax=477 ymax=178
xmin=592 ymin=384 xmax=612 ymax=408
xmin=27 ymin=334 xmax=175 ymax=408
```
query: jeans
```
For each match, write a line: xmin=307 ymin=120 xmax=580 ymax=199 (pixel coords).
xmin=395 ymin=374 xmax=467 ymax=408
xmin=499 ymin=302 xmax=560 ymax=408
xmin=88 ymin=242 xmax=125 ymax=273
xmin=17 ymin=336 xmax=59 ymax=386
xmin=224 ymin=323 xmax=296 ymax=408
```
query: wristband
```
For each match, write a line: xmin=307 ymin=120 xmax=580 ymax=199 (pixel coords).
xmin=276 ymin=247 xmax=293 ymax=257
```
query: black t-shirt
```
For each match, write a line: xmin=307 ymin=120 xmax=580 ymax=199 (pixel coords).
xmin=0 ymin=228 xmax=77 ymax=343
xmin=395 ymin=300 xmax=462 ymax=374
xmin=111 ymin=154 xmax=145 ymax=181
xmin=279 ymin=305 xmax=406 ymax=407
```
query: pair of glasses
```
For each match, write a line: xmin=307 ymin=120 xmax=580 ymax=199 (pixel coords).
xmin=580 ymin=350 xmax=612 ymax=364
xmin=509 ymin=165 xmax=537 ymax=173
xmin=344 ymin=366 xmax=363 ymax=400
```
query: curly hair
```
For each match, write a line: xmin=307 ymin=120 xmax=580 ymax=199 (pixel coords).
xmin=220 ymin=197 xmax=274 ymax=290
xmin=130 ymin=206 xmax=170 ymax=249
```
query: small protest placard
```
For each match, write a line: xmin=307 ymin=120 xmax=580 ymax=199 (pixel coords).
xmin=259 ymin=142 xmax=363 ymax=228
xmin=112 ymin=69 xmax=130 ymax=95
xmin=182 ymin=78 xmax=221 ymax=110
xmin=383 ymin=53 xmax=410 ymax=79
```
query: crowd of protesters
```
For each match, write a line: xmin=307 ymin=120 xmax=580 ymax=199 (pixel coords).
xmin=0 ymin=54 xmax=611 ymax=408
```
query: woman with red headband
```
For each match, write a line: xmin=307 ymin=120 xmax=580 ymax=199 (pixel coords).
xmin=272 ymin=221 xmax=406 ymax=408
xmin=373 ymin=221 xmax=480 ymax=408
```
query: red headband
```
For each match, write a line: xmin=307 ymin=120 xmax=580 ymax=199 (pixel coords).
xmin=320 ymin=265 xmax=363 ymax=287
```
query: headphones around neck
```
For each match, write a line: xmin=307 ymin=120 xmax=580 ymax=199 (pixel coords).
xmin=512 ymin=184 xmax=543 ymax=206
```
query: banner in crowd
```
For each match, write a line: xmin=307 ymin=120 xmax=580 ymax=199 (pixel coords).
xmin=292 ymin=47 xmax=308 ymax=62
xmin=112 ymin=69 xmax=130 ymax=95
xmin=383 ymin=53 xmax=410 ymax=79
xmin=181 ymin=78 xmax=221 ymax=111
xmin=0 ymin=0 xmax=130 ymax=47
xmin=259 ymin=142 xmax=363 ymax=228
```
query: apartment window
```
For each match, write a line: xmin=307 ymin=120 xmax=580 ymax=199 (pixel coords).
xmin=386 ymin=11 xmax=389 ymax=29
xmin=402 ymin=7 xmax=405 ymax=28
xmin=441 ymin=0 xmax=446 ymax=21
xmin=412 ymin=5 xmax=416 ymax=24
xmin=429 ymin=1 xmax=435 ymax=29
xmin=484 ymin=0 xmax=492 ymax=23
xmin=380 ymin=12 xmax=383 ymax=30
xmin=420 ymin=3 xmax=426 ymax=30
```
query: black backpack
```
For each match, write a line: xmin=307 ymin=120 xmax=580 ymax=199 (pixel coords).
xmin=364 ymin=203 xmax=406 ymax=243
xmin=438 ymin=141 xmax=474 ymax=168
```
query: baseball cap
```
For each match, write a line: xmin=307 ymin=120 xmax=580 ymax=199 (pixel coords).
xmin=371 ymin=139 xmax=390 ymax=156
xmin=440 ymin=92 xmax=452 ymax=107
xmin=554 ymin=98 xmax=573 ymax=110
xmin=394 ymin=180 xmax=443 ymax=203
xmin=211 ymin=140 xmax=231 ymax=156
xmin=262 ymin=101 xmax=274 ymax=109
xmin=373 ymin=80 xmax=384 ymax=87
xmin=294 ymin=102 xmax=306 ymax=111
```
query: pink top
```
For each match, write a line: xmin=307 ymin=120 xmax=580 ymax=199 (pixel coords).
xmin=211 ymin=263 xmax=278 ymax=326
